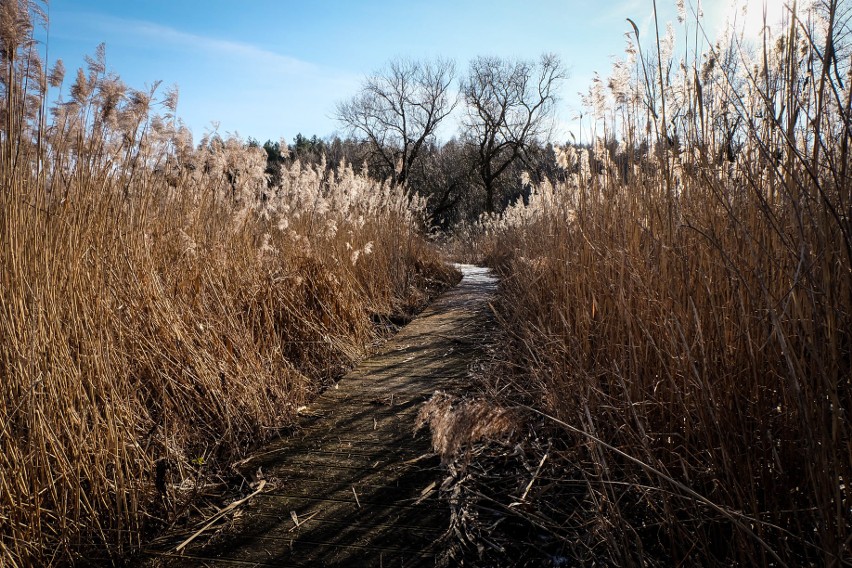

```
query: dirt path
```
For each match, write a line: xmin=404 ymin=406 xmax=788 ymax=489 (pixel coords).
xmin=143 ymin=264 xmax=497 ymax=567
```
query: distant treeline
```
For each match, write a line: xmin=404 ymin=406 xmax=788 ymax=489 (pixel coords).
xmin=249 ymin=133 xmax=565 ymax=230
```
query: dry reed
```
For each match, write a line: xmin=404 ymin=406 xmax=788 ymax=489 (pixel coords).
xmin=0 ymin=3 xmax=454 ymax=564
xmin=475 ymin=1 xmax=852 ymax=565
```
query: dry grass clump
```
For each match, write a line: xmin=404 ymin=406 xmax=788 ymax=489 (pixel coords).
xmin=416 ymin=391 xmax=523 ymax=462
xmin=479 ymin=2 xmax=851 ymax=565
xmin=0 ymin=3 xmax=453 ymax=565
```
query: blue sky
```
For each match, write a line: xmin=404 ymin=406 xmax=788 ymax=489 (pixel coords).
xmin=44 ymin=1 xmax=784 ymax=145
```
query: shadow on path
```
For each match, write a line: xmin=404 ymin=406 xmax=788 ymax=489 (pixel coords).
xmin=141 ymin=264 xmax=497 ymax=567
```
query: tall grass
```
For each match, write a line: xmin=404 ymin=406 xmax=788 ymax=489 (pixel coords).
xmin=0 ymin=2 xmax=453 ymax=564
xmin=481 ymin=1 xmax=851 ymax=564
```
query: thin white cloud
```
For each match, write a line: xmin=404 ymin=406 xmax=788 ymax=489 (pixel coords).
xmin=72 ymin=12 xmax=317 ymax=75
xmin=129 ymin=20 xmax=316 ymax=74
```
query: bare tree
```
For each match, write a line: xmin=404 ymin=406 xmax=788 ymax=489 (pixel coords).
xmin=335 ymin=57 xmax=456 ymax=187
xmin=463 ymin=53 xmax=565 ymax=213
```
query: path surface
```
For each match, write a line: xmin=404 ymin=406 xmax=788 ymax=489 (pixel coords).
xmin=143 ymin=264 xmax=497 ymax=567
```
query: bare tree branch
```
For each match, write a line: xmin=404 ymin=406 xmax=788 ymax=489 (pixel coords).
xmin=335 ymin=57 xmax=456 ymax=187
xmin=462 ymin=53 xmax=565 ymax=213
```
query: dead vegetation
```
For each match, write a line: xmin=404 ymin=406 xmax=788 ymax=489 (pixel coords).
xmin=417 ymin=391 xmax=523 ymax=463
xmin=0 ymin=2 xmax=455 ymax=565
xmin=438 ymin=1 xmax=852 ymax=565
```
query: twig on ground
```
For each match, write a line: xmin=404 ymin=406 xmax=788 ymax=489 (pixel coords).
xmin=175 ymin=480 xmax=267 ymax=553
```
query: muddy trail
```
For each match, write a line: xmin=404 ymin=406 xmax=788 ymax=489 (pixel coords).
xmin=140 ymin=264 xmax=498 ymax=567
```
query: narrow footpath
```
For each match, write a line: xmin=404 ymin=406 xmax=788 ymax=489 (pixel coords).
xmin=143 ymin=264 xmax=498 ymax=567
